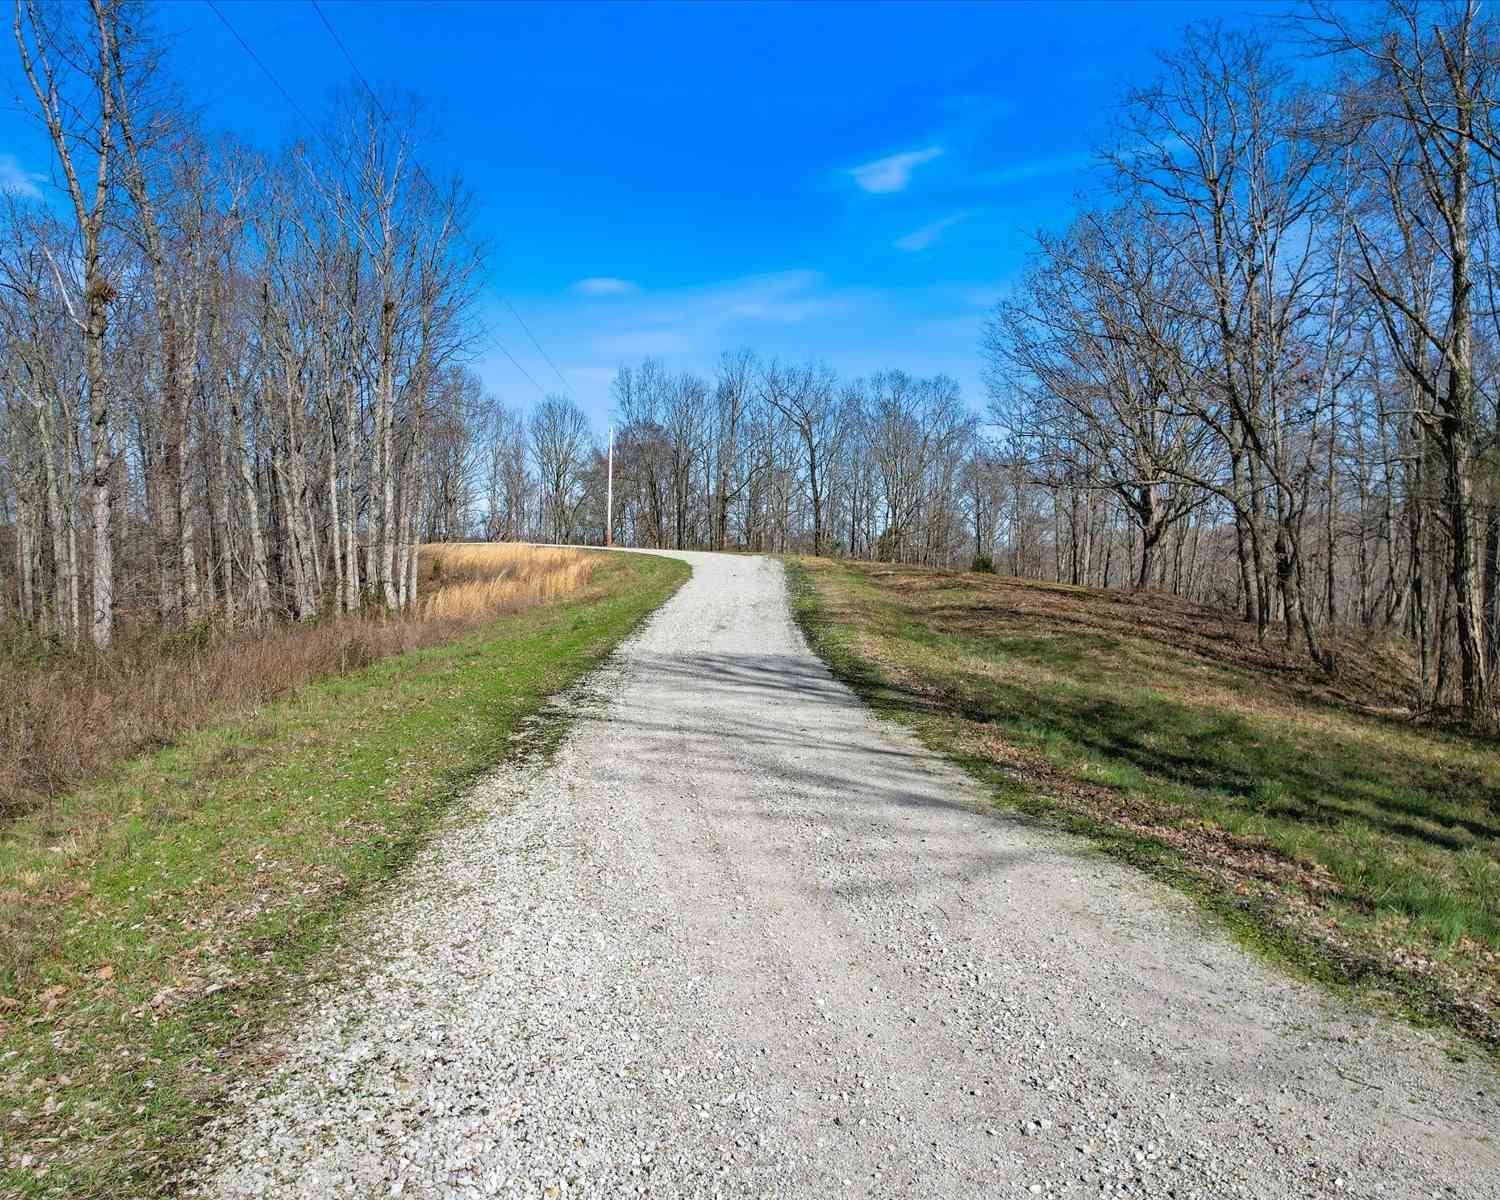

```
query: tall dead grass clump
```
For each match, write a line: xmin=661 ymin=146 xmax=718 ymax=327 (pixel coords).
xmin=1 ymin=544 xmax=597 ymax=821
xmin=418 ymin=543 xmax=595 ymax=621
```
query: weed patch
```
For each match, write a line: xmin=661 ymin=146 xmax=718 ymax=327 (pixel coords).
xmin=0 ymin=545 xmax=596 ymax=822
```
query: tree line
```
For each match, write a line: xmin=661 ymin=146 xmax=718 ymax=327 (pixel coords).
xmin=5 ymin=1 xmax=1498 ymax=731
xmin=985 ymin=0 xmax=1500 ymax=730
xmin=482 ymin=354 xmax=980 ymax=563
xmin=1 ymin=0 xmax=480 ymax=649
xmin=467 ymin=349 xmax=1182 ymax=591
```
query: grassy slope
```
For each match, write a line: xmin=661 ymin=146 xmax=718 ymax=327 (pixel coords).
xmin=788 ymin=557 xmax=1500 ymax=1056
xmin=0 ymin=551 xmax=689 ymax=1200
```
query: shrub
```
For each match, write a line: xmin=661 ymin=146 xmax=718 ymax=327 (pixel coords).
xmin=971 ymin=553 xmax=996 ymax=574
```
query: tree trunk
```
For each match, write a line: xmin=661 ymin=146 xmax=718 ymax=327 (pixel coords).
xmin=327 ymin=416 xmax=344 ymax=615
xmin=213 ymin=430 xmax=235 ymax=624
xmin=1325 ymin=430 xmax=1338 ymax=627
xmin=343 ymin=379 xmax=361 ymax=613
xmin=36 ymin=394 xmax=73 ymax=640
xmin=16 ymin=492 xmax=36 ymax=624
xmin=85 ymin=282 xmax=113 ymax=650
xmin=230 ymin=389 xmax=271 ymax=621
xmin=1442 ymin=105 xmax=1493 ymax=726
xmin=1483 ymin=505 xmax=1499 ymax=683
xmin=272 ymin=447 xmax=316 ymax=620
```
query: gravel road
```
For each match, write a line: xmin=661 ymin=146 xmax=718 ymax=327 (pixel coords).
xmin=201 ymin=551 xmax=1499 ymax=1200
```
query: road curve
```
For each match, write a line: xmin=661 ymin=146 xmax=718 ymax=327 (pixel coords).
xmin=202 ymin=551 xmax=1498 ymax=1200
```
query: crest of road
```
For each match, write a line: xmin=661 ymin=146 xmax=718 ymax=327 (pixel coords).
xmin=205 ymin=551 xmax=1498 ymax=1199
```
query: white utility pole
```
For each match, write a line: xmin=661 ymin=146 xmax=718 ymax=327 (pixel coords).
xmin=605 ymin=424 xmax=614 ymax=547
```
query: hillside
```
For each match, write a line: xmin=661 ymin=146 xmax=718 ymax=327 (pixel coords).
xmin=790 ymin=557 xmax=1500 ymax=1051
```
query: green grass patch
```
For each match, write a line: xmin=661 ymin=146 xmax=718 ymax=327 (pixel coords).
xmin=787 ymin=556 xmax=1500 ymax=1056
xmin=0 ymin=551 xmax=688 ymax=1199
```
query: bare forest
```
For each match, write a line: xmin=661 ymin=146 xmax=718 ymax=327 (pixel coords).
xmin=3 ymin=1 xmax=1500 ymax=731
xmin=2 ymin=0 xmax=482 ymax=652
xmin=987 ymin=3 xmax=1500 ymax=730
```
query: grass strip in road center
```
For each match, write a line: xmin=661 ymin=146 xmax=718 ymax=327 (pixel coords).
xmin=0 ymin=550 xmax=689 ymax=1200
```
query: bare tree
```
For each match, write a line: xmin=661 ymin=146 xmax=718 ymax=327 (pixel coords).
xmin=988 ymin=209 xmax=1218 ymax=587
xmin=15 ymin=0 xmax=120 ymax=647
xmin=1306 ymin=0 xmax=1499 ymax=723
xmin=530 ymin=394 xmax=592 ymax=544
xmin=760 ymin=360 xmax=840 ymax=555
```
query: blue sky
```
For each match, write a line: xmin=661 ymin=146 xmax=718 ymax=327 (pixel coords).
xmin=1 ymin=0 xmax=1264 ymax=426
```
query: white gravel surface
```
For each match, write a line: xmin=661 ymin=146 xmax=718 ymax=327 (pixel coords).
xmin=199 ymin=550 xmax=1499 ymax=1200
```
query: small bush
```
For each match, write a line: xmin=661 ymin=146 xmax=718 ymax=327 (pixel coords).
xmin=971 ymin=553 xmax=996 ymax=574
xmin=158 ymin=619 xmax=216 ymax=658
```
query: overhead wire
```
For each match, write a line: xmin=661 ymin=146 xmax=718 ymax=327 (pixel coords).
xmin=204 ymin=0 xmax=555 ymax=402
xmin=307 ymin=0 xmax=578 ymax=401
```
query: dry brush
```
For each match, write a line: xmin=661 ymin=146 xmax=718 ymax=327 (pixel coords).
xmin=0 ymin=544 xmax=595 ymax=821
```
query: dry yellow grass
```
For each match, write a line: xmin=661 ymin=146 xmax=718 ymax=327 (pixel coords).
xmin=419 ymin=543 xmax=596 ymax=621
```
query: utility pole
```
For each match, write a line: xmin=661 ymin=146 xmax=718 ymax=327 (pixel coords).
xmin=605 ymin=424 xmax=614 ymax=547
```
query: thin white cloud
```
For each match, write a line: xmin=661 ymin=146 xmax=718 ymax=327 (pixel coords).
xmin=567 ymin=365 xmax=621 ymax=385
xmin=894 ymin=213 xmax=967 ymax=253
xmin=983 ymin=151 xmax=1094 ymax=187
xmin=689 ymin=269 xmax=843 ymax=326
xmin=573 ymin=276 xmax=638 ymax=296
xmin=587 ymin=269 xmax=845 ymax=362
xmin=850 ymin=146 xmax=943 ymax=194
xmin=596 ymin=328 xmax=693 ymax=357
xmin=0 ymin=154 xmax=44 ymax=200
xmin=477 ymin=268 xmax=993 ymax=424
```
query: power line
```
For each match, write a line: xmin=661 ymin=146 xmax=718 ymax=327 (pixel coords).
xmin=204 ymin=0 xmax=553 ymax=403
xmin=205 ymin=0 xmax=322 ymax=134
xmin=206 ymin=1 xmax=371 ymax=208
xmin=500 ymin=296 xmax=577 ymax=401
xmin=308 ymin=0 xmax=577 ymax=401
xmin=307 ymin=0 xmax=380 ymax=118
xmin=493 ymin=340 xmax=549 ymax=398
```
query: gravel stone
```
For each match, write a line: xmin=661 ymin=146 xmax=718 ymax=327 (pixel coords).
xmin=196 ymin=551 xmax=1500 ymax=1199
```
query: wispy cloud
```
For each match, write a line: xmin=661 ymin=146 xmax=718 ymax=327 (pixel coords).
xmin=686 ymin=269 xmax=845 ymax=326
xmin=0 ymin=154 xmax=44 ymax=200
xmin=566 ymin=365 xmax=621 ymax=385
xmin=596 ymin=328 xmax=692 ymax=357
xmin=564 ymin=269 xmax=853 ymax=370
xmin=478 ymin=269 xmax=993 ymax=423
xmin=723 ymin=271 xmax=843 ymax=323
xmin=850 ymin=146 xmax=943 ymax=194
xmin=573 ymin=276 xmax=638 ymax=296
xmin=894 ymin=213 xmax=968 ymax=253
xmin=982 ymin=151 xmax=1094 ymax=187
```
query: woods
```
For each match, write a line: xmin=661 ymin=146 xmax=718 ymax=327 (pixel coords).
xmin=986 ymin=2 xmax=1500 ymax=729
xmin=1 ymin=0 xmax=480 ymax=649
xmin=3 ymin=0 xmax=1499 ymax=730
xmin=587 ymin=355 xmax=975 ymax=562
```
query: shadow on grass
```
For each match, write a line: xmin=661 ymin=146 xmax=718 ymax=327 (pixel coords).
xmin=786 ymin=557 xmax=1500 ymax=1050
